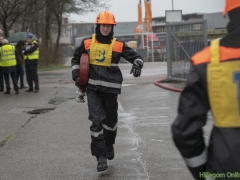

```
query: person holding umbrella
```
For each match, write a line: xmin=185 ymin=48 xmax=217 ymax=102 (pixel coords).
xmin=22 ymin=33 xmax=39 ymax=93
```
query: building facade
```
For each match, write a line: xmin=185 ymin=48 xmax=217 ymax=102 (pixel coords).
xmin=152 ymin=12 xmax=229 ymax=33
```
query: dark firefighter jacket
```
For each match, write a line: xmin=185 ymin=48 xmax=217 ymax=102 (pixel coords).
xmin=71 ymin=36 xmax=143 ymax=94
xmin=171 ymin=8 xmax=240 ymax=180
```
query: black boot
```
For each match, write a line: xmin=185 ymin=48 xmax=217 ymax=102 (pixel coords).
xmin=106 ymin=145 xmax=114 ymax=160
xmin=25 ymin=88 xmax=33 ymax=92
xmin=21 ymin=85 xmax=27 ymax=89
xmin=97 ymin=156 xmax=108 ymax=173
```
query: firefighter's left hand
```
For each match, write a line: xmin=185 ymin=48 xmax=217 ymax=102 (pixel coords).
xmin=130 ymin=64 xmax=141 ymax=77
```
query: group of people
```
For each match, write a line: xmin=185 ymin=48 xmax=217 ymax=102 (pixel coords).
xmin=0 ymin=33 xmax=39 ymax=94
xmin=72 ymin=0 xmax=240 ymax=179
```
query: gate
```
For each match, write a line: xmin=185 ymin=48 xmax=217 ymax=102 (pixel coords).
xmin=166 ymin=20 xmax=208 ymax=81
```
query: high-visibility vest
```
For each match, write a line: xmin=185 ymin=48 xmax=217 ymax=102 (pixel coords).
xmin=0 ymin=44 xmax=17 ymax=67
xmin=89 ymin=34 xmax=116 ymax=67
xmin=24 ymin=40 xmax=39 ymax=60
xmin=208 ymin=39 xmax=240 ymax=127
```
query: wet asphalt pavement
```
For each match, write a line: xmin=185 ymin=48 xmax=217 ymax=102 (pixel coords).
xmin=0 ymin=61 xmax=213 ymax=180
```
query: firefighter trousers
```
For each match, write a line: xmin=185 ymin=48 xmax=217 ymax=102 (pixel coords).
xmin=87 ymin=88 xmax=118 ymax=157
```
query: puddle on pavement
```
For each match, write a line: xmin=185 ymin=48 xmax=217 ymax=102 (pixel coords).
xmin=27 ymin=108 xmax=55 ymax=114
xmin=8 ymin=107 xmax=70 ymax=114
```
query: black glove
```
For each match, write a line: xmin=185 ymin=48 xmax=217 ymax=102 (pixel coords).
xmin=74 ymin=77 xmax=86 ymax=89
xmin=130 ymin=60 xmax=143 ymax=77
xmin=72 ymin=69 xmax=79 ymax=81
xmin=75 ymin=76 xmax=80 ymax=88
xmin=130 ymin=64 xmax=141 ymax=77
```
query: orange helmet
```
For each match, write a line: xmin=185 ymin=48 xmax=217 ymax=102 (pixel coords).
xmin=224 ymin=0 xmax=240 ymax=16
xmin=95 ymin=10 xmax=116 ymax=25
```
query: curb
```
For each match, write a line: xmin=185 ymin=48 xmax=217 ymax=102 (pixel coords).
xmin=154 ymin=78 xmax=183 ymax=92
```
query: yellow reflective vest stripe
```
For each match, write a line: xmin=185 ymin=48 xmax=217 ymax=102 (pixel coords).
xmin=24 ymin=40 xmax=39 ymax=60
xmin=0 ymin=44 xmax=16 ymax=67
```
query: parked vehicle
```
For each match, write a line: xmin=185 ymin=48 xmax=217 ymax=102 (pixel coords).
xmin=143 ymin=33 xmax=161 ymax=49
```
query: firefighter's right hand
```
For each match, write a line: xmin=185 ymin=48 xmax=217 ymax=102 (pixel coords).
xmin=72 ymin=69 xmax=79 ymax=81
xmin=75 ymin=77 xmax=80 ymax=88
xmin=75 ymin=77 xmax=86 ymax=89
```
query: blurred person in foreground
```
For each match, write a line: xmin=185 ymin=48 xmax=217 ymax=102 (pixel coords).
xmin=0 ymin=35 xmax=4 ymax=91
xmin=16 ymin=41 xmax=26 ymax=89
xmin=71 ymin=10 xmax=144 ymax=173
xmin=0 ymin=39 xmax=18 ymax=94
xmin=171 ymin=1 xmax=240 ymax=180
xmin=22 ymin=33 xmax=39 ymax=93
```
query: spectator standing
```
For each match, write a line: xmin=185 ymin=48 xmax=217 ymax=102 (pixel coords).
xmin=22 ymin=33 xmax=39 ymax=93
xmin=0 ymin=39 xmax=18 ymax=94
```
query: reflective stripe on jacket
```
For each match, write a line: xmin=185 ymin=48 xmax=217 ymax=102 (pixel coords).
xmin=0 ymin=44 xmax=16 ymax=67
xmin=24 ymin=40 xmax=39 ymax=60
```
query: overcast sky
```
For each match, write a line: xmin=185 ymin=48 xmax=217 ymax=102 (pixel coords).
xmin=69 ymin=0 xmax=225 ymax=23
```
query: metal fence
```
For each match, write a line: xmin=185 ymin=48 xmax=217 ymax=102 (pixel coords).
xmin=166 ymin=20 xmax=208 ymax=81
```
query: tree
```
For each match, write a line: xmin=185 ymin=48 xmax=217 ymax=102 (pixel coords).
xmin=0 ymin=0 xmax=38 ymax=37
xmin=51 ymin=0 xmax=110 ymax=54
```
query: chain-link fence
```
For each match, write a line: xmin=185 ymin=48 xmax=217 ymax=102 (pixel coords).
xmin=166 ymin=20 xmax=208 ymax=81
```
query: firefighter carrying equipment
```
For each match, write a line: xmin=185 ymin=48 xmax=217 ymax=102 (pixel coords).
xmin=224 ymin=0 xmax=240 ymax=16
xmin=89 ymin=34 xmax=116 ymax=67
xmin=95 ymin=10 xmax=116 ymax=25
xmin=0 ymin=45 xmax=16 ymax=67
xmin=24 ymin=40 xmax=39 ymax=60
xmin=208 ymin=39 xmax=240 ymax=127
